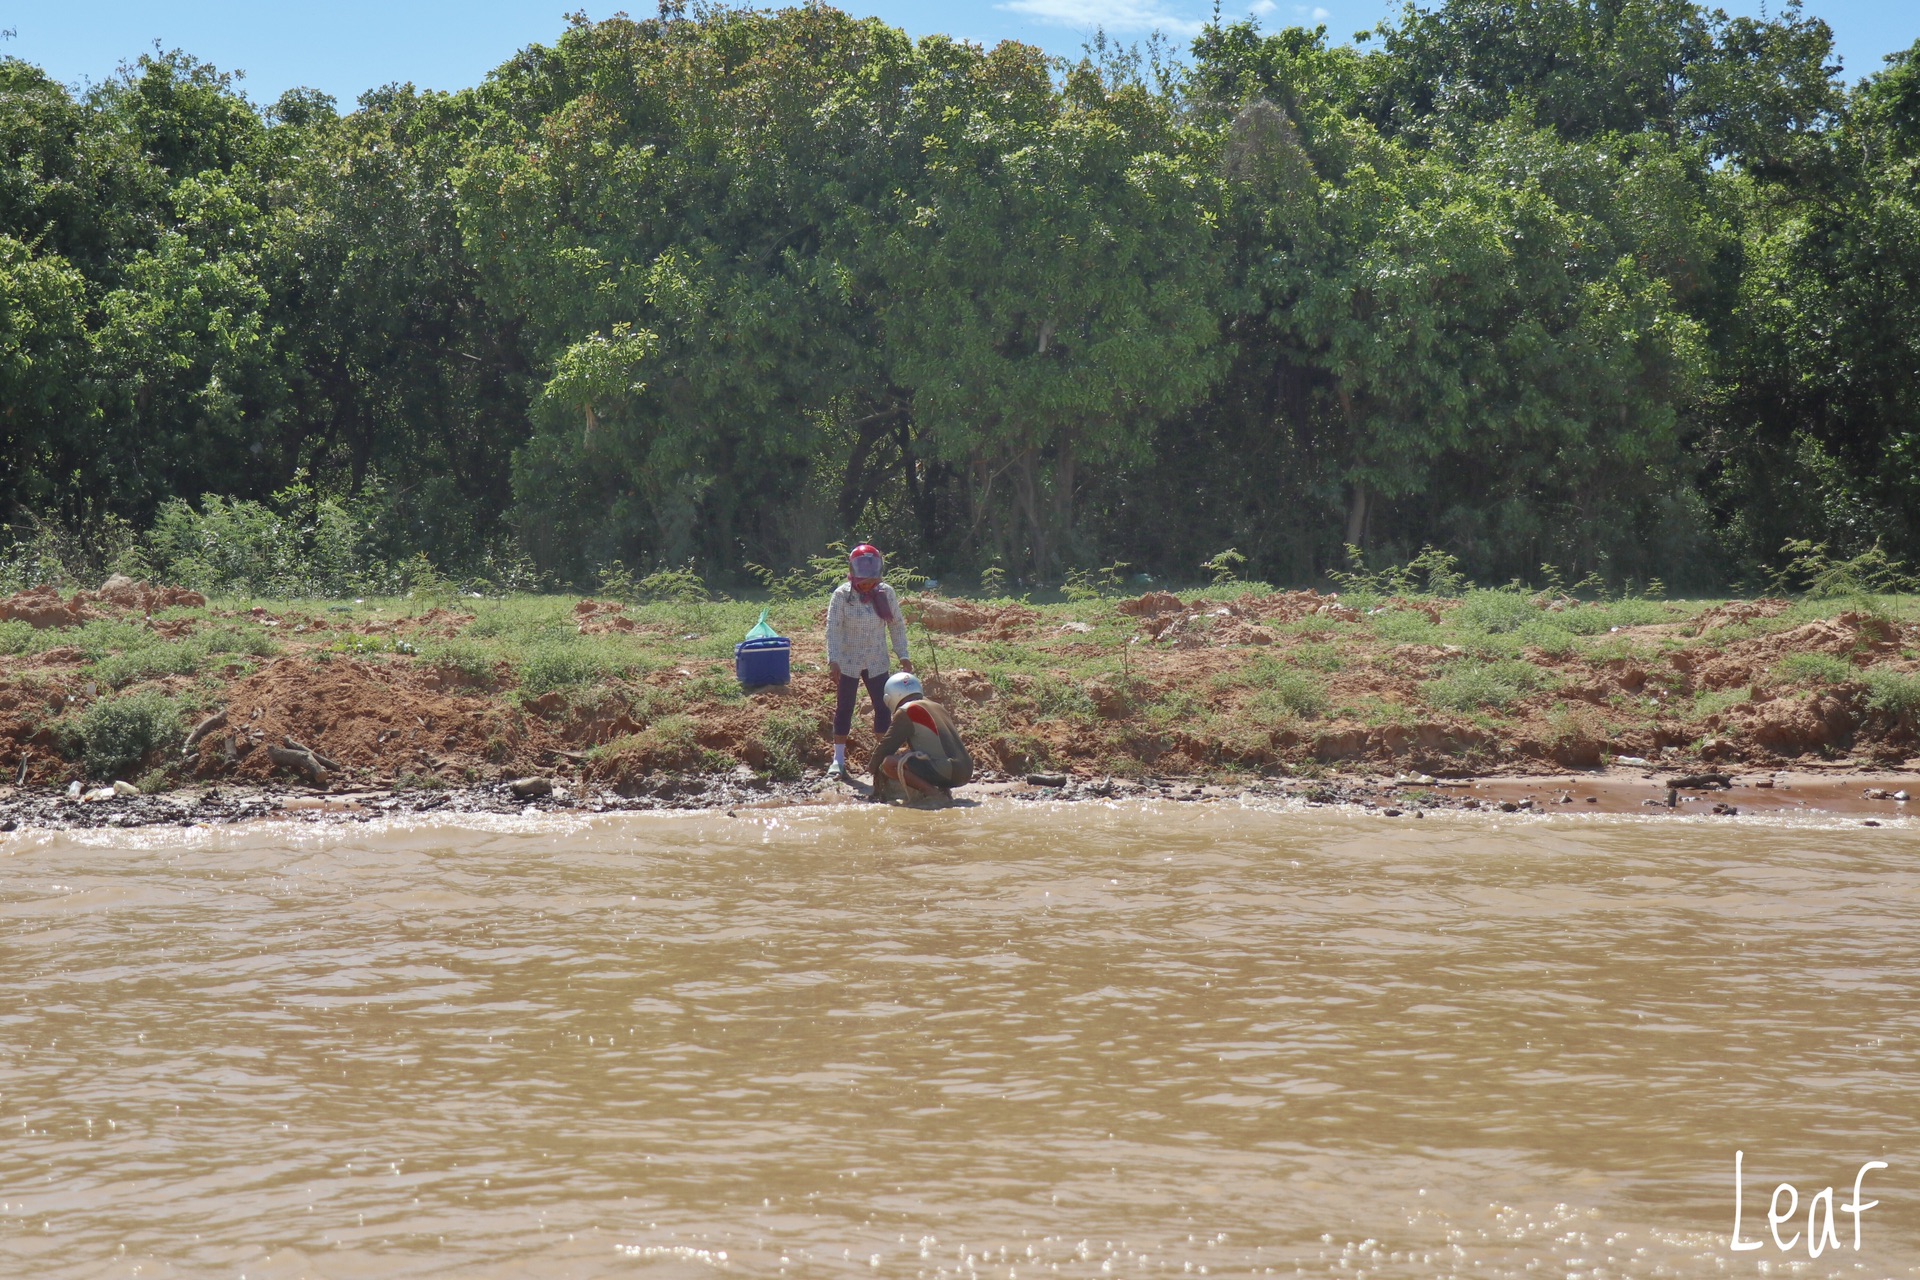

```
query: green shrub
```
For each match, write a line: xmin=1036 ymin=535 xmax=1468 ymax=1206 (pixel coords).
xmin=1421 ymin=658 xmax=1545 ymax=713
xmin=74 ymin=690 xmax=182 ymax=779
xmin=0 ymin=620 xmax=32 ymax=655
xmin=1865 ymin=669 xmax=1920 ymax=717
xmin=1774 ymin=653 xmax=1855 ymax=686
xmin=146 ymin=475 xmax=404 ymax=598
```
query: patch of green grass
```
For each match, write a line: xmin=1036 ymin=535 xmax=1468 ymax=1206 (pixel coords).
xmin=1773 ymin=652 xmax=1855 ymax=686
xmin=1027 ymin=675 xmax=1099 ymax=721
xmin=681 ymin=670 xmax=745 ymax=704
xmin=1549 ymin=598 xmax=1676 ymax=635
xmin=325 ymin=633 xmax=417 ymax=657
xmin=1690 ymin=688 xmax=1748 ymax=718
xmin=0 ymin=620 xmax=33 ymax=654
xmin=514 ymin=637 xmax=654 ymax=697
xmin=1369 ymin=611 xmax=1442 ymax=644
xmin=1420 ymin=658 xmax=1547 ymax=713
xmin=596 ymin=713 xmax=723 ymax=772
xmin=1582 ymin=636 xmax=1654 ymax=665
xmin=757 ymin=708 xmax=817 ymax=780
xmin=71 ymin=689 xmax=182 ymax=780
xmin=421 ymin=637 xmax=497 ymax=681
xmin=1289 ymin=642 xmax=1346 ymax=672
xmin=1513 ymin=619 xmax=1577 ymax=657
xmin=1450 ymin=589 xmax=1539 ymax=635
xmin=1143 ymin=686 xmax=1211 ymax=730
xmin=83 ymin=623 xmax=279 ymax=688
xmin=1218 ymin=655 xmax=1327 ymax=720
xmin=1277 ymin=615 xmax=1357 ymax=638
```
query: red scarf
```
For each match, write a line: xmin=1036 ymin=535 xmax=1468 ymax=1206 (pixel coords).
xmin=851 ymin=578 xmax=893 ymax=622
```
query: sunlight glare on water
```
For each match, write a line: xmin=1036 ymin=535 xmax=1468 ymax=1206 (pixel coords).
xmin=2 ymin=803 xmax=1917 ymax=1277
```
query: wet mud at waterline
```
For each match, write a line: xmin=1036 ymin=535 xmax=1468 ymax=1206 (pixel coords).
xmin=2 ymin=804 xmax=1916 ymax=1277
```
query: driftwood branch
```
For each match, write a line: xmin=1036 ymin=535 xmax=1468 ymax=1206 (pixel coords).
xmin=183 ymin=710 xmax=228 ymax=756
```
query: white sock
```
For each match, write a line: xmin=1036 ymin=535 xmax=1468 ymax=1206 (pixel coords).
xmin=833 ymin=743 xmax=846 ymax=770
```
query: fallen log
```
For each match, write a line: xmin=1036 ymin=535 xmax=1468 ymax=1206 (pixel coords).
xmin=283 ymin=736 xmax=340 ymax=772
xmin=267 ymin=744 xmax=329 ymax=786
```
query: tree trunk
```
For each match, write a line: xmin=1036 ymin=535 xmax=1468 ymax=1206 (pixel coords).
xmin=836 ymin=406 xmax=904 ymax=531
xmin=1345 ymin=481 xmax=1370 ymax=550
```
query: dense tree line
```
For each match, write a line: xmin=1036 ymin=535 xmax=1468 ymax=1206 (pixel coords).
xmin=2 ymin=1 xmax=1916 ymax=590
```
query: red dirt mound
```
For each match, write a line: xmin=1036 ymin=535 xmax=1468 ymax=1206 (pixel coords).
xmin=92 ymin=575 xmax=207 ymax=613
xmin=192 ymin=657 xmax=547 ymax=785
xmin=906 ymin=596 xmax=1037 ymax=638
xmin=1687 ymin=598 xmax=1791 ymax=634
xmin=0 ymin=578 xmax=207 ymax=629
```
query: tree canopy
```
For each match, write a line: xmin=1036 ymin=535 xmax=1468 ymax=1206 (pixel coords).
xmin=2 ymin=1 xmax=1916 ymax=589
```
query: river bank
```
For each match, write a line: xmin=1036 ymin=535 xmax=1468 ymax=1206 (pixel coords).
xmin=1 ymin=580 xmax=1916 ymax=826
xmin=1 ymin=762 xmax=1912 ymax=833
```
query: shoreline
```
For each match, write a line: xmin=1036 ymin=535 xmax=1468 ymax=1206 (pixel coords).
xmin=3 ymin=763 xmax=1913 ymax=834
xmin=5 ymin=584 xmax=1919 ymax=829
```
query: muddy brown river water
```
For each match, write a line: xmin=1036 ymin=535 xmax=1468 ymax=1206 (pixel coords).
xmin=2 ymin=803 xmax=1916 ymax=1278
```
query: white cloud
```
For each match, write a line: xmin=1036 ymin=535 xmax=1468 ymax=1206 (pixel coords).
xmin=996 ymin=0 xmax=1209 ymax=37
xmin=1250 ymin=0 xmax=1277 ymax=14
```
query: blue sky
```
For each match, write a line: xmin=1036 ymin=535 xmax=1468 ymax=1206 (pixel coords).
xmin=4 ymin=0 xmax=1915 ymax=108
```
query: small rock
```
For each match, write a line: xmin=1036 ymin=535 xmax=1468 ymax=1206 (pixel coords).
xmin=1025 ymin=773 xmax=1067 ymax=788
xmin=1896 ymin=791 xmax=1911 ymax=802
xmin=1614 ymin=756 xmax=1651 ymax=767
xmin=66 ymin=780 xmax=83 ymax=799
xmin=1863 ymin=788 xmax=1892 ymax=800
xmin=112 ymin=780 xmax=140 ymax=796
xmin=1864 ymin=820 xmax=1882 ymax=827
xmin=1498 ymin=800 xmax=1518 ymax=813
xmin=1382 ymin=808 xmax=1402 ymax=817
xmin=509 ymin=776 xmax=554 ymax=799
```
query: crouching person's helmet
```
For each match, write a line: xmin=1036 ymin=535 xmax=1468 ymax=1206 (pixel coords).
xmin=884 ymin=671 xmax=923 ymax=713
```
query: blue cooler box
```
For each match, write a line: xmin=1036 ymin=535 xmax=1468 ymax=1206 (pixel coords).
xmin=734 ymin=636 xmax=791 ymax=686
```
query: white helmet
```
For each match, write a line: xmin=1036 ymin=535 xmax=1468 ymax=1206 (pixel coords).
xmin=883 ymin=671 xmax=923 ymax=713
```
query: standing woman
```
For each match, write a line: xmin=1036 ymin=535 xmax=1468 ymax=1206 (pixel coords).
xmin=825 ymin=543 xmax=911 ymax=779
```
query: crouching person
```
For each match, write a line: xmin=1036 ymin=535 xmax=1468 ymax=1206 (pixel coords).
xmin=868 ymin=673 xmax=972 ymax=802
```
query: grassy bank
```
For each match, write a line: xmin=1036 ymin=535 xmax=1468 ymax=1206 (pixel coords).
xmin=1 ymin=580 xmax=1917 ymax=795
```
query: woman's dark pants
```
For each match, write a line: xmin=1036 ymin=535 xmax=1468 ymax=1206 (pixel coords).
xmin=833 ymin=671 xmax=892 ymax=737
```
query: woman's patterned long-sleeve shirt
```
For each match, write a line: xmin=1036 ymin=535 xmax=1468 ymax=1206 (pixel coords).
xmin=825 ymin=582 xmax=909 ymax=677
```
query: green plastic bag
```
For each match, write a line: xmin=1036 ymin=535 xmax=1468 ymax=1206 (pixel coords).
xmin=744 ymin=608 xmax=779 ymax=641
